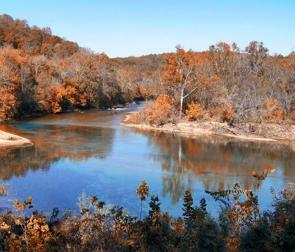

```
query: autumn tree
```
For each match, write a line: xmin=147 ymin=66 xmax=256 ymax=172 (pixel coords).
xmin=246 ymin=41 xmax=268 ymax=75
xmin=0 ymin=47 xmax=36 ymax=119
xmin=162 ymin=46 xmax=200 ymax=118
xmin=137 ymin=180 xmax=149 ymax=219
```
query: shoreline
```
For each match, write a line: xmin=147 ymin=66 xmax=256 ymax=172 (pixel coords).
xmin=0 ymin=103 xmax=137 ymax=149
xmin=0 ymin=130 xmax=33 ymax=148
xmin=122 ymin=113 xmax=295 ymax=145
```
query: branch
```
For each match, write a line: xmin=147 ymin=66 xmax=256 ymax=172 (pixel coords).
xmin=183 ymin=86 xmax=198 ymax=99
xmin=183 ymin=66 xmax=194 ymax=88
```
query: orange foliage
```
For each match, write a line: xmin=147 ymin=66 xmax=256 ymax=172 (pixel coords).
xmin=0 ymin=48 xmax=28 ymax=119
xmin=0 ymin=14 xmax=79 ymax=57
xmin=0 ymin=88 xmax=17 ymax=119
xmin=265 ymin=99 xmax=285 ymax=122
xmin=222 ymin=104 xmax=234 ymax=123
xmin=144 ymin=96 xmax=173 ymax=126
xmin=198 ymin=75 xmax=221 ymax=88
xmin=48 ymin=84 xmax=89 ymax=114
xmin=0 ymin=15 xmax=126 ymax=120
xmin=213 ymin=103 xmax=234 ymax=123
xmin=154 ymin=95 xmax=172 ymax=108
xmin=186 ymin=102 xmax=207 ymax=121
xmin=1 ymin=14 xmax=295 ymax=125
xmin=162 ymin=48 xmax=195 ymax=85
xmin=127 ymin=96 xmax=173 ymax=126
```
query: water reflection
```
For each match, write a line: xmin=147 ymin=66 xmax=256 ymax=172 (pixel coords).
xmin=0 ymin=108 xmax=294 ymax=215
xmin=138 ymin=130 xmax=295 ymax=203
xmin=0 ymin=124 xmax=115 ymax=180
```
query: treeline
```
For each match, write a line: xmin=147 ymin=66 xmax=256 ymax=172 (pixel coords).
xmin=0 ymin=182 xmax=294 ymax=251
xmin=128 ymin=43 xmax=295 ymax=126
xmin=1 ymin=14 xmax=295 ymax=124
xmin=0 ymin=15 xmax=147 ymax=120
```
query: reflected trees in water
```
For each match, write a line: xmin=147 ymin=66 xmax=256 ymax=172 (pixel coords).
xmin=139 ymin=130 xmax=295 ymax=203
xmin=0 ymin=125 xmax=115 ymax=180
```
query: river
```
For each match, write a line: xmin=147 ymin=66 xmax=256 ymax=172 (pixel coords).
xmin=0 ymin=104 xmax=294 ymax=217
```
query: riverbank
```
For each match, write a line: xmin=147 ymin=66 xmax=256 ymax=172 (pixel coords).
xmin=0 ymin=130 xmax=33 ymax=148
xmin=122 ymin=112 xmax=295 ymax=144
xmin=0 ymin=103 xmax=137 ymax=149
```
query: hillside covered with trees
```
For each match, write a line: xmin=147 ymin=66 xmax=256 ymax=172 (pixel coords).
xmin=1 ymin=14 xmax=295 ymax=127
xmin=128 ymin=45 xmax=295 ymax=126
xmin=0 ymin=14 xmax=154 ymax=120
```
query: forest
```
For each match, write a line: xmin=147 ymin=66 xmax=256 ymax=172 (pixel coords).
xmin=1 ymin=14 xmax=295 ymax=125
xmin=0 ymin=14 xmax=147 ymax=120
xmin=126 ymin=44 xmax=295 ymax=127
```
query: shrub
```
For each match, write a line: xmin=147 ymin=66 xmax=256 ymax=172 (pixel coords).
xmin=126 ymin=96 xmax=174 ymax=126
xmin=148 ymin=95 xmax=173 ymax=125
xmin=222 ymin=105 xmax=234 ymax=123
xmin=0 ymin=182 xmax=294 ymax=251
xmin=212 ymin=103 xmax=234 ymax=123
xmin=240 ymin=184 xmax=295 ymax=251
xmin=186 ymin=102 xmax=207 ymax=121
xmin=265 ymin=99 xmax=285 ymax=122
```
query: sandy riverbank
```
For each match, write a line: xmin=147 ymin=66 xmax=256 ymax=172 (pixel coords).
xmin=0 ymin=130 xmax=33 ymax=148
xmin=122 ymin=113 xmax=295 ymax=144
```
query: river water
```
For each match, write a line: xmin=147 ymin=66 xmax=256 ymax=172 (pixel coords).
xmin=0 ymin=105 xmax=294 ymax=217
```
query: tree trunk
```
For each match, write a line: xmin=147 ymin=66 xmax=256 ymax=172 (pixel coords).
xmin=140 ymin=200 xmax=143 ymax=220
xmin=179 ymin=87 xmax=184 ymax=119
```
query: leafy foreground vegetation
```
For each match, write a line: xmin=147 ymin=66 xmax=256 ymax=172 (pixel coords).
xmin=0 ymin=182 xmax=294 ymax=251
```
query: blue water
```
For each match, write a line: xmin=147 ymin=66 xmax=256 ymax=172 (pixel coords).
xmin=0 ymin=106 xmax=293 ymax=217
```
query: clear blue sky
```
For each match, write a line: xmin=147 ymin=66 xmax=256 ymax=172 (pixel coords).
xmin=1 ymin=0 xmax=295 ymax=57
